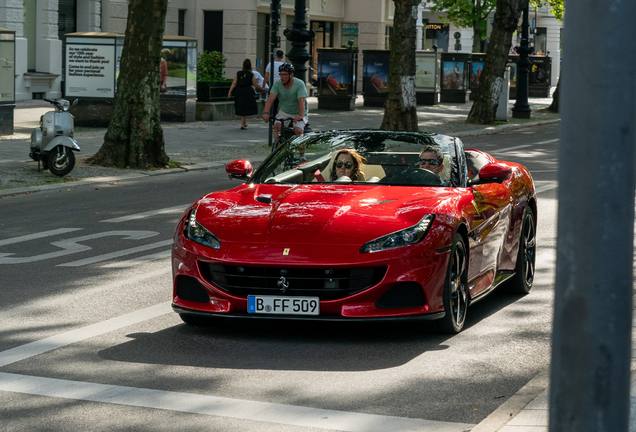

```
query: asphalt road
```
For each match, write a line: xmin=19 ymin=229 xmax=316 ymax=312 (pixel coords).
xmin=0 ymin=123 xmax=559 ymax=431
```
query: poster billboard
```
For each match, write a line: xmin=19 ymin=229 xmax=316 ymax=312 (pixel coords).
xmin=66 ymin=43 xmax=116 ymax=98
xmin=0 ymin=39 xmax=15 ymax=102
xmin=442 ymin=60 xmax=464 ymax=90
xmin=415 ymin=55 xmax=436 ymax=89
xmin=470 ymin=61 xmax=484 ymax=88
xmin=160 ymin=46 xmax=187 ymax=96
xmin=341 ymin=23 xmax=358 ymax=48
xmin=363 ymin=53 xmax=389 ymax=94
xmin=319 ymin=52 xmax=351 ymax=96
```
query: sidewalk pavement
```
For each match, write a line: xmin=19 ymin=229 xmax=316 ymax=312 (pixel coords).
xmin=0 ymin=96 xmax=559 ymax=194
xmin=0 ymin=95 xmax=575 ymax=431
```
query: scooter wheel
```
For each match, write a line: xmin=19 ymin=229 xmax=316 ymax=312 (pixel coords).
xmin=48 ymin=147 xmax=76 ymax=177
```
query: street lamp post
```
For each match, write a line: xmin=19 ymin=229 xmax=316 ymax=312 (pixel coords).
xmin=512 ymin=1 xmax=532 ymax=119
xmin=283 ymin=0 xmax=314 ymax=84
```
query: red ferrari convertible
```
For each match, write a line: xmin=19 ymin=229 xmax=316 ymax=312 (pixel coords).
xmin=171 ymin=131 xmax=536 ymax=333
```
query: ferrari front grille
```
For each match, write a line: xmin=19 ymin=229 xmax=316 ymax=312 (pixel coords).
xmin=198 ymin=263 xmax=387 ymax=300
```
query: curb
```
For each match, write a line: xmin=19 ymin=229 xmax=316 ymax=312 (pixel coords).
xmin=0 ymin=159 xmax=260 ymax=198
xmin=0 ymin=118 xmax=559 ymax=198
xmin=470 ymin=369 xmax=550 ymax=432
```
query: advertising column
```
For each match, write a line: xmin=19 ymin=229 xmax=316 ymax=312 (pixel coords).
xmin=317 ymin=48 xmax=357 ymax=111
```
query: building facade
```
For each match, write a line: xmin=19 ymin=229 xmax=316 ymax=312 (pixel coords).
xmin=0 ymin=0 xmax=561 ymax=101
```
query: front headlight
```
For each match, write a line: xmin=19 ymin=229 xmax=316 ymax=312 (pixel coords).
xmin=183 ymin=209 xmax=221 ymax=249
xmin=360 ymin=214 xmax=435 ymax=253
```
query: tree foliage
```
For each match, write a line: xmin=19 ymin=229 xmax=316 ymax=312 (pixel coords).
xmin=88 ymin=0 xmax=169 ymax=169
xmin=380 ymin=0 xmax=421 ymax=131
xmin=530 ymin=0 xmax=563 ymax=21
xmin=197 ymin=51 xmax=231 ymax=83
xmin=428 ymin=0 xmax=496 ymax=52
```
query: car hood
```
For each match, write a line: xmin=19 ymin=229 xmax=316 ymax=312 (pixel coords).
xmin=195 ymin=184 xmax=462 ymax=245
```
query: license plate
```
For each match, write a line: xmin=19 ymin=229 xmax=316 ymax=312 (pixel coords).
xmin=248 ymin=295 xmax=320 ymax=316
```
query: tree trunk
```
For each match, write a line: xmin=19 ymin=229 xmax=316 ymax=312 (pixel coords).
xmin=472 ymin=20 xmax=482 ymax=53
xmin=380 ymin=0 xmax=421 ymax=131
xmin=87 ymin=0 xmax=169 ymax=169
xmin=467 ymin=0 xmax=526 ymax=124
xmin=548 ymin=74 xmax=560 ymax=112
xmin=472 ymin=2 xmax=482 ymax=53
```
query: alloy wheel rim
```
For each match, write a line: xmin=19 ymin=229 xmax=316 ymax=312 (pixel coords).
xmin=53 ymin=153 xmax=69 ymax=170
xmin=450 ymin=243 xmax=468 ymax=326
xmin=523 ymin=216 xmax=536 ymax=285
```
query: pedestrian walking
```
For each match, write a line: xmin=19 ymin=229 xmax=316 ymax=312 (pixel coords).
xmin=228 ymin=59 xmax=266 ymax=130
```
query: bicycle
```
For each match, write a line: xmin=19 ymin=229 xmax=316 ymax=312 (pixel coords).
xmin=270 ymin=117 xmax=298 ymax=153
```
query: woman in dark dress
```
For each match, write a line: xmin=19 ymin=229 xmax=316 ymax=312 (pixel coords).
xmin=228 ymin=59 xmax=266 ymax=130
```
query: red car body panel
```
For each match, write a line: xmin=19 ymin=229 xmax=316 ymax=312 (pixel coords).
xmin=171 ymin=141 xmax=536 ymax=323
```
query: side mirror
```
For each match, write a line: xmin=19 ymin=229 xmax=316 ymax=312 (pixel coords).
xmin=476 ymin=162 xmax=512 ymax=184
xmin=71 ymin=99 xmax=79 ymax=107
xmin=226 ymin=159 xmax=253 ymax=180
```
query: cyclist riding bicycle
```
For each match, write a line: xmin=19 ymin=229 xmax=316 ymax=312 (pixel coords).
xmin=262 ymin=63 xmax=309 ymax=159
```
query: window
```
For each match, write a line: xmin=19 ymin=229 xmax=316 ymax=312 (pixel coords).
xmin=310 ymin=21 xmax=334 ymax=81
xmin=385 ymin=26 xmax=393 ymax=50
xmin=204 ymin=11 xmax=223 ymax=53
xmin=178 ymin=10 xmax=186 ymax=36
xmin=534 ymin=28 xmax=547 ymax=55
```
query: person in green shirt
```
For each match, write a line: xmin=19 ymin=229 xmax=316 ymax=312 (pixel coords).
xmin=262 ymin=63 xmax=309 ymax=159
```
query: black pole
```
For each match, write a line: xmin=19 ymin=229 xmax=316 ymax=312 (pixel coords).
xmin=283 ymin=0 xmax=314 ymax=83
xmin=549 ymin=0 xmax=635 ymax=430
xmin=268 ymin=0 xmax=280 ymax=147
xmin=512 ymin=1 xmax=531 ymax=119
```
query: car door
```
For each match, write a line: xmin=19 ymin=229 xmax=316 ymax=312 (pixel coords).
xmin=466 ymin=181 xmax=512 ymax=297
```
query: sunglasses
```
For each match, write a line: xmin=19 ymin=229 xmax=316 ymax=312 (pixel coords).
xmin=419 ymin=158 xmax=441 ymax=166
xmin=335 ymin=161 xmax=354 ymax=169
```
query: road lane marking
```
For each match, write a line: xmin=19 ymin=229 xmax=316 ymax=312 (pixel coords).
xmin=495 ymin=138 xmax=559 ymax=153
xmin=101 ymin=250 xmax=171 ymax=268
xmin=0 ymin=228 xmax=83 ymax=247
xmin=0 ymin=302 xmax=172 ymax=368
xmin=0 ymin=231 xmax=159 ymax=265
xmin=0 ymin=297 xmax=475 ymax=431
xmin=0 ymin=372 xmax=474 ymax=432
xmin=58 ymin=239 xmax=172 ymax=267
xmin=100 ymin=204 xmax=190 ymax=223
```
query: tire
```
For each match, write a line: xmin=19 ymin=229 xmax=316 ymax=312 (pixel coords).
xmin=508 ymin=207 xmax=536 ymax=294
xmin=48 ymin=147 xmax=75 ymax=177
xmin=179 ymin=313 xmax=224 ymax=327
xmin=431 ymin=233 xmax=469 ymax=334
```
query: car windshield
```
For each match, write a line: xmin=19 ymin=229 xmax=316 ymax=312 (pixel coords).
xmin=251 ymin=131 xmax=467 ymax=187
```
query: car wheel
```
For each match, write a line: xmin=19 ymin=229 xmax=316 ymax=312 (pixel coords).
xmin=508 ymin=207 xmax=536 ymax=294
xmin=431 ymin=234 xmax=469 ymax=334
xmin=179 ymin=313 xmax=224 ymax=327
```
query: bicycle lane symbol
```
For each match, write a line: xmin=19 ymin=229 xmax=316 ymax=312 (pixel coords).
xmin=0 ymin=229 xmax=160 ymax=265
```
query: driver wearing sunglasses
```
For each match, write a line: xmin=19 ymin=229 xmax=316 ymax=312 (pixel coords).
xmin=330 ymin=149 xmax=366 ymax=181
xmin=418 ymin=145 xmax=445 ymax=177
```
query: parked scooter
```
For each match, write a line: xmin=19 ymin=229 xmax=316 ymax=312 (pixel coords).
xmin=30 ymin=98 xmax=80 ymax=176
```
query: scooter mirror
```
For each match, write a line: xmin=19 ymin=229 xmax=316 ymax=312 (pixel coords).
xmin=71 ymin=99 xmax=79 ymax=107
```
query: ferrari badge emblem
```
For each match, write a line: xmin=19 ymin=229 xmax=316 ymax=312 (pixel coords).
xmin=277 ymin=276 xmax=289 ymax=293
xmin=283 ymin=248 xmax=290 ymax=255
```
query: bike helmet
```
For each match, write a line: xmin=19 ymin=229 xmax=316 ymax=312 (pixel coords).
xmin=278 ymin=63 xmax=295 ymax=74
